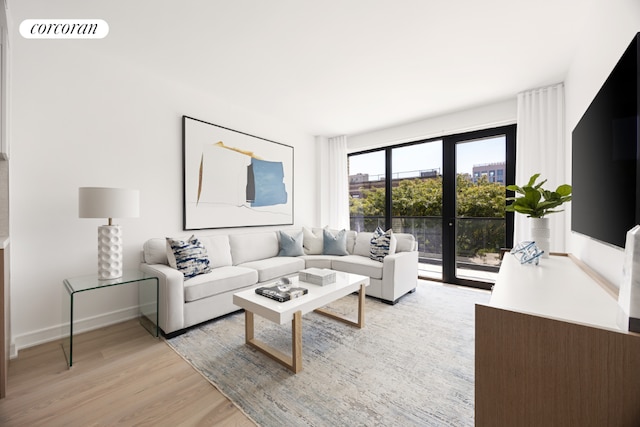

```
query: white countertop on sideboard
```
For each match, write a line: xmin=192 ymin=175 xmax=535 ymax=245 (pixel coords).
xmin=489 ymin=253 xmax=622 ymax=331
xmin=0 ymin=236 xmax=7 ymax=249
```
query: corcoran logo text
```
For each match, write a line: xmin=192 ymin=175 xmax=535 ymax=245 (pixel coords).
xmin=19 ymin=19 xmax=109 ymax=39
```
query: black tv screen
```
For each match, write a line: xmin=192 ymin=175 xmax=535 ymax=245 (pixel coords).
xmin=571 ymin=32 xmax=640 ymax=249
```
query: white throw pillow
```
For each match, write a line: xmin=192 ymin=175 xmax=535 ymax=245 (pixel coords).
xmin=303 ymin=227 xmax=323 ymax=255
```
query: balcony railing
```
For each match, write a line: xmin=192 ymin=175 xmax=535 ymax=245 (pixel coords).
xmin=350 ymin=215 xmax=505 ymax=279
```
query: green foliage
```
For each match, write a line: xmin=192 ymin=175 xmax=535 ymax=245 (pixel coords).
xmin=349 ymin=187 xmax=384 ymax=217
xmin=349 ymin=176 xmax=506 ymax=218
xmin=456 ymin=175 xmax=506 ymax=218
xmin=505 ymin=173 xmax=572 ymax=218
xmin=349 ymin=175 xmax=508 ymax=257
xmin=392 ymin=178 xmax=443 ymax=216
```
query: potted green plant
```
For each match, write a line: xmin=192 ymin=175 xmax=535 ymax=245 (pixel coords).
xmin=505 ymin=173 xmax=572 ymax=218
xmin=505 ymin=173 xmax=572 ymax=257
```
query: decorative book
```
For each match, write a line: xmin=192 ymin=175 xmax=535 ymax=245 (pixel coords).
xmin=299 ymin=268 xmax=336 ymax=286
xmin=255 ymin=283 xmax=308 ymax=302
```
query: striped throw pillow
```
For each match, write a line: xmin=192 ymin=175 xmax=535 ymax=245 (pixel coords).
xmin=369 ymin=227 xmax=395 ymax=262
xmin=166 ymin=235 xmax=212 ymax=279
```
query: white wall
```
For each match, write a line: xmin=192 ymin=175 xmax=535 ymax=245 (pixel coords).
xmin=347 ymin=98 xmax=517 ymax=152
xmin=565 ymin=0 xmax=640 ymax=286
xmin=9 ymin=15 xmax=317 ymax=353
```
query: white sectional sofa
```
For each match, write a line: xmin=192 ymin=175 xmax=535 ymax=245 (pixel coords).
xmin=140 ymin=227 xmax=418 ymax=335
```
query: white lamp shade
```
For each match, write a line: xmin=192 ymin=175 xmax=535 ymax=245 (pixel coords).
xmin=79 ymin=187 xmax=140 ymax=219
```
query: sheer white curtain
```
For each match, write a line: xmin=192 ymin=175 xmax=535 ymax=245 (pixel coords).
xmin=326 ymin=135 xmax=350 ymax=230
xmin=515 ymin=83 xmax=567 ymax=251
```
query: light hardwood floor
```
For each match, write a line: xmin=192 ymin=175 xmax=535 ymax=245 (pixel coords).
xmin=0 ymin=319 xmax=255 ymax=426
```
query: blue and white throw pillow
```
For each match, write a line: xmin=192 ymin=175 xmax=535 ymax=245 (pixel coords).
xmin=166 ymin=235 xmax=212 ymax=279
xmin=370 ymin=226 xmax=396 ymax=262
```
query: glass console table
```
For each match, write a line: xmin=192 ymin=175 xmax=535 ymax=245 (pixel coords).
xmin=62 ymin=270 xmax=159 ymax=367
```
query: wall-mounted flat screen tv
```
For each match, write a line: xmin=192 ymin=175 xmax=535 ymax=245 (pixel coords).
xmin=571 ymin=32 xmax=640 ymax=249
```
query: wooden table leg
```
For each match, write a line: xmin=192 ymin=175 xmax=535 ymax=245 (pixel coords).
xmin=357 ymin=283 xmax=365 ymax=328
xmin=244 ymin=309 xmax=303 ymax=373
xmin=292 ymin=311 xmax=302 ymax=373
xmin=245 ymin=310 xmax=254 ymax=343
xmin=314 ymin=283 xmax=366 ymax=328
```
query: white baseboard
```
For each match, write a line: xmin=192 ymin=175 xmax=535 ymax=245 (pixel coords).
xmin=11 ymin=305 xmax=140 ymax=359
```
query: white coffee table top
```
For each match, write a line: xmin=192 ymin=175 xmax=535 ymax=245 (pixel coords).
xmin=233 ymin=271 xmax=369 ymax=325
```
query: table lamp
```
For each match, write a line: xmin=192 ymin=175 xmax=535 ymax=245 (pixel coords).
xmin=79 ymin=187 xmax=140 ymax=280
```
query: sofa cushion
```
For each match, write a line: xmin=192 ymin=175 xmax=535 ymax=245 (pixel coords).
xmin=278 ymin=230 xmax=305 ymax=256
xmin=369 ymin=227 xmax=397 ymax=261
xmin=356 ymin=231 xmax=415 ymax=254
xmin=183 ymin=266 xmax=258 ymax=302
xmin=332 ymin=255 xmax=384 ymax=280
xmin=300 ymin=255 xmax=342 ymax=269
xmin=199 ymin=235 xmax=233 ymax=268
xmin=336 ymin=228 xmax=357 ymax=253
xmin=354 ymin=232 xmax=374 ymax=257
xmin=303 ymin=227 xmax=323 ymax=255
xmin=323 ymin=228 xmax=349 ymax=256
xmin=238 ymin=257 xmax=306 ymax=283
xmin=229 ymin=232 xmax=279 ymax=265
xmin=143 ymin=237 xmax=171 ymax=265
xmin=395 ymin=233 xmax=417 ymax=252
xmin=166 ymin=236 xmax=213 ymax=279
xmin=312 ymin=226 xmax=358 ymax=255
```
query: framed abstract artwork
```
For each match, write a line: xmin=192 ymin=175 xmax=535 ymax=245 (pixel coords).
xmin=182 ymin=116 xmax=294 ymax=230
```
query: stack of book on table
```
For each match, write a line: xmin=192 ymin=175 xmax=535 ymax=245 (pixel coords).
xmin=299 ymin=268 xmax=336 ymax=286
xmin=255 ymin=282 xmax=308 ymax=302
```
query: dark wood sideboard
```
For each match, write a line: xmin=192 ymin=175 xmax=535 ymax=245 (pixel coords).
xmin=475 ymin=253 xmax=640 ymax=426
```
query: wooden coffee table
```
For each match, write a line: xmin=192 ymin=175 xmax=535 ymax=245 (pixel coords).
xmin=232 ymin=271 xmax=370 ymax=373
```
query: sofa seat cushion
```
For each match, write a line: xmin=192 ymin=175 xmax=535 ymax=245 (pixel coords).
xmin=184 ymin=266 xmax=258 ymax=302
xmin=238 ymin=257 xmax=305 ymax=283
xmin=300 ymin=255 xmax=343 ymax=269
xmin=332 ymin=255 xmax=383 ymax=280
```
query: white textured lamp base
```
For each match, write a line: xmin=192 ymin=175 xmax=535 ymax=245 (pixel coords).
xmin=98 ymin=225 xmax=123 ymax=280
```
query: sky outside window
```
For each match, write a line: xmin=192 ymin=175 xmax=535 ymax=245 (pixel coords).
xmin=350 ymin=136 xmax=505 ymax=177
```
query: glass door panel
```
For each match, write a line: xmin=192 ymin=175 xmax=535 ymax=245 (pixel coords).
xmin=391 ymin=141 xmax=443 ymax=281
xmin=454 ymin=136 xmax=506 ymax=283
xmin=348 ymin=151 xmax=386 ymax=232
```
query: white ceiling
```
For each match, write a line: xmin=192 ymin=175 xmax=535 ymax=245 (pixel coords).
xmin=12 ymin=0 xmax=597 ymax=136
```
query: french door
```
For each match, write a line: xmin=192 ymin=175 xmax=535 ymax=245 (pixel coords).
xmin=442 ymin=126 xmax=516 ymax=289
xmin=348 ymin=124 xmax=516 ymax=290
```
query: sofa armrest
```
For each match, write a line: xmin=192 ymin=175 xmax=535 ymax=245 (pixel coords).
xmin=140 ymin=263 xmax=185 ymax=334
xmin=381 ymin=250 xmax=419 ymax=302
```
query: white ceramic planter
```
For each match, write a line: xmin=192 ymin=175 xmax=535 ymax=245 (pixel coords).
xmin=530 ymin=217 xmax=550 ymax=258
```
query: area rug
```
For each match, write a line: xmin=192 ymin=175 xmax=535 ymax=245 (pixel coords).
xmin=166 ymin=281 xmax=490 ymax=426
